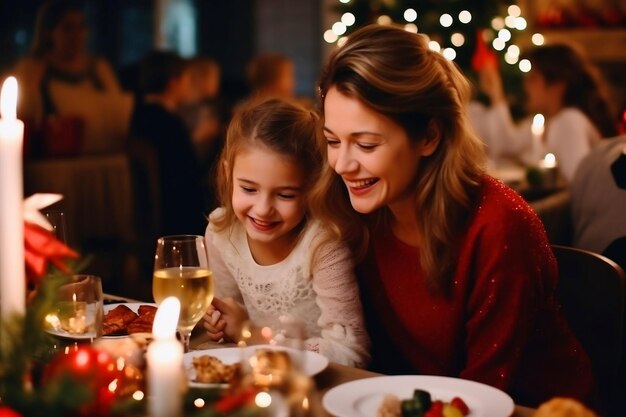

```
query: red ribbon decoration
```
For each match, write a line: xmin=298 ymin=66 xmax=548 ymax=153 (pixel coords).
xmin=24 ymin=222 xmax=79 ymax=284
xmin=472 ymin=29 xmax=499 ymax=72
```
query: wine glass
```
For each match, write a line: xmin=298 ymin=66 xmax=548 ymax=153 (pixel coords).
xmin=152 ymin=235 xmax=213 ymax=352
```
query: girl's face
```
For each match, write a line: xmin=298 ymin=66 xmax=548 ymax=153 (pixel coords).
xmin=323 ymin=87 xmax=438 ymax=214
xmin=231 ymin=146 xmax=307 ymax=257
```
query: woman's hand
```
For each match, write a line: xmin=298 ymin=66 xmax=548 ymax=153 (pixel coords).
xmin=202 ymin=296 xmax=249 ymax=342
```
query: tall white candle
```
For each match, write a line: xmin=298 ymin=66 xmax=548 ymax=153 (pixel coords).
xmin=530 ymin=113 xmax=545 ymax=163
xmin=0 ymin=76 xmax=25 ymax=318
xmin=147 ymin=297 xmax=184 ymax=417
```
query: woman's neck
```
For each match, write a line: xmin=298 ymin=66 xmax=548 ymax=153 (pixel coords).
xmin=388 ymin=197 xmax=421 ymax=247
xmin=46 ymin=52 xmax=89 ymax=73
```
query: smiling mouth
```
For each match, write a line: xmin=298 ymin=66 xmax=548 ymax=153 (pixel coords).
xmin=248 ymin=216 xmax=279 ymax=230
xmin=345 ymin=178 xmax=379 ymax=189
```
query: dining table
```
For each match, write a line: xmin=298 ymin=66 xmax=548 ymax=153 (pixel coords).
xmin=190 ymin=333 xmax=536 ymax=417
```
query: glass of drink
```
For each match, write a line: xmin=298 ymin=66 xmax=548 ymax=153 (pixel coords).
xmin=152 ymin=235 xmax=213 ymax=352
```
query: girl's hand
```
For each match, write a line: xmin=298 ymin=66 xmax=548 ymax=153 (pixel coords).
xmin=202 ymin=303 xmax=226 ymax=341
xmin=204 ymin=296 xmax=249 ymax=342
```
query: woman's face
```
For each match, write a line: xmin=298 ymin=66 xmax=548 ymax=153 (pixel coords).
xmin=524 ymin=70 xmax=564 ymax=114
xmin=323 ymin=86 xmax=437 ymax=214
xmin=50 ymin=10 xmax=88 ymax=58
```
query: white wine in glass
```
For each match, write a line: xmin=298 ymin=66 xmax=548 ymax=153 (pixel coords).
xmin=152 ymin=235 xmax=213 ymax=352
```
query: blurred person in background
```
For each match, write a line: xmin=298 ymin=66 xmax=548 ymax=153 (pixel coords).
xmin=471 ymin=43 xmax=618 ymax=183
xmin=130 ymin=50 xmax=206 ymax=236
xmin=14 ymin=0 xmax=132 ymax=156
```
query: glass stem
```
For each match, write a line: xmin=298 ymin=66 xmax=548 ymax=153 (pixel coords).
xmin=179 ymin=330 xmax=191 ymax=353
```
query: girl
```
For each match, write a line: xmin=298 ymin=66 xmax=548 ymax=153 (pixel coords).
xmin=201 ymin=97 xmax=370 ymax=367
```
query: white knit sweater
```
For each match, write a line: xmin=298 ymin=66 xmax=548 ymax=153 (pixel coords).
xmin=205 ymin=208 xmax=370 ymax=367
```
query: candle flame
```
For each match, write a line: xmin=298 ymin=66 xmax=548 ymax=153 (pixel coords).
xmin=0 ymin=76 xmax=18 ymax=119
xmin=152 ymin=296 xmax=180 ymax=340
xmin=531 ymin=113 xmax=545 ymax=136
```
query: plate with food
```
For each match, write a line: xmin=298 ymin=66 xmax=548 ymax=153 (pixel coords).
xmin=184 ymin=344 xmax=329 ymax=388
xmin=102 ymin=303 xmax=158 ymax=338
xmin=323 ymin=375 xmax=514 ymax=417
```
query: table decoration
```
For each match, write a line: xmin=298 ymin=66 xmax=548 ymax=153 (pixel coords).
xmin=1 ymin=198 xmax=264 ymax=417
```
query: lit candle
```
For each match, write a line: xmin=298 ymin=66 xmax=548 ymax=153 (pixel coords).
xmin=530 ymin=113 xmax=545 ymax=163
xmin=539 ymin=152 xmax=557 ymax=169
xmin=0 ymin=76 xmax=25 ymax=318
xmin=147 ymin=297 xmax=183 ymax=417
xmin=538 ymin=152 xmax=558 ymax=188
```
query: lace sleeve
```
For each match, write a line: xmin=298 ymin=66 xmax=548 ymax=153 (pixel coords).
xmin=205 ymin=226 xmax=244 ymax=304
xmin=307 ymin=240 xmax=371 ymax=368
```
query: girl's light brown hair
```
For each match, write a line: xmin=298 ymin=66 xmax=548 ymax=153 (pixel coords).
xmin=312 ymin=24 xmax=486 ymax=292
xmin=212 ymin=97 xmax=324 ymax=233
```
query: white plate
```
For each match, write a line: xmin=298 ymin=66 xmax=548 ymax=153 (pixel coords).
xmin=102 ymin=302 xmax=157 ymax=338
xmin=323 ymin=375 xmax=514 ymax=417
xmin=184 ymin=345 xmax=329 ymax=388
xmin=46 ymin=328 xmax=98 ymax=340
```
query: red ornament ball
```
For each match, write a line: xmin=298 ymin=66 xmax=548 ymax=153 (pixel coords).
xmin=0 ymin=407 xmax=23 ymax=417
xmin=43 ymin=346 xmax=122 ymax=417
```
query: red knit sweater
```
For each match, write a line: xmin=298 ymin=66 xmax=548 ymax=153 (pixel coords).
xmin=357 ymin=176 xmax=594 ymax=407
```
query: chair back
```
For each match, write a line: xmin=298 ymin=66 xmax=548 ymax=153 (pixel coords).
xmin=552 ymin=244 xmax=626 ymax=416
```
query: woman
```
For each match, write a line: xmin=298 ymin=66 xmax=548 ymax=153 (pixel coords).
xmin=14 ymin=0 xmax=131 ymax=155
xmin=311 ymin=24 xmax=594 ymax=408
xmin=473 ymin=43 xmax=617 ymax=182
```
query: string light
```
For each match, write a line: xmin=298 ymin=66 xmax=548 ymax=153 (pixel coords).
xmin=341 ymin=12 xmax=355 ymax=26
xmin=532 ymin=33 xmax=545 ymax=45
xmin=339 ymin=0 xmax=350 ymax=3
xmin=507 ymin=5 xmax=521 ymax=17
xmin=324 ymin=29 xmax=338 ymax=43
xmin=377 ymin=15 xmax=392 ymax=25
xmin=439 ymin=13 xmax=453 ymax=27
xmin=498 ymin=28 xmax=512 ymax=42
xmin=332 ymin=21 xmax=347 ymax=35
xmin=442 ymin=48 xmax=456 ymax=61
xmin=514 ymin=17 xmax=527 ymax=30
xmin=492 ymin=38 xmax=505 ymax=51
xmin=428 ymin=40 xmax=441 ymax=52
xmin=459 ymin=10 xmax=472 ymax=24
xmin=451 ymin=32 xmax=465 ymax=47
xmin=505 ymin=15 xmax=516 ymax=28
xmin=404 ymin=23 xmax=418 ymax=33
xmin=337 ymin=36 xmax=348 ymax=47
xmin=491 ymin=17 xmax=505 ymax=30
xmin=507 ymin=44 xmax=520 ymax=57
xmin=519 ymin=59 xmax=532 ymax=72
xmin=404 ymin=8 xmax=417 ymax=22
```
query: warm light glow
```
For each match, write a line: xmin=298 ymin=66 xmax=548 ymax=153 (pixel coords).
xmin=108 ymin=379 xmax=118 ymax=392
xmin=377 ymin=15 xmax=392 ymax=25
xmin=459 ymin=10 xmax=472 ymax=24
xmin=339 ymin=0 xmax=350 ymax=3
xmin=492 ymin=38 xmax=505 ymax=51
xmin=491 ymin=17 xmax=504 ymax=30
xmin=440 ymin=13 xmax=453 ymax=27
xmin=505 ymin=15 xmax=516 ymax=28
xmin=531 ymin=33 xmax=545 ymax=45
xmin=341 ymin=12 xmax=355 ymax=26
xmin=261 ymin=326 xmax=273 ymax=341
xmin=504 ymin=53 xmax=519 ymax=65
xmin=152 ymin=297 xmax=180 ymax=340
xmin=337 ymin=36 xmax=348 ymax=47
xmin=76 ymin=350 xmax=90 ymax=367
xmin=507 ymin=44 xmax=520 ymax=57
xmin=255 ymin=392 xmax=272 ymax=408
xmin=428 ymin=40 xmax=441 ymax=52
xmin=404 ymin=8 xmax=417 ymax=22
xmin=519 ymin=59 xmax=532 ymax=72
xmin=543 ymin=153 xmax=557 ymax=168
xmin=507 ymin=5 xmax=521 ymax=17
xmin=442 ymin=48 xmax=456 ymax=61
xmin=451 ymin=33 xmax=465 ymax=47
xmin=532 ymin=114 xmax=545 ymax=136
xmin=514 ymin=17 xmax=527 ymax=30
xmin=0 ymin=76 xmax=18 ymax=119
xmin=323 ymin=29 xmax=338 ymax=43
xmin=498 ymin=29 xmax=511 ymax=42
xmin=332 ymin=21 xmax=346 ymax=35
xmin=132 ymin=391 xmax=144 ymax=401
xmin=404 ymin=23 xmax=418 ymax=33
xmin=194 ymin=398 xmax=205 ymax=408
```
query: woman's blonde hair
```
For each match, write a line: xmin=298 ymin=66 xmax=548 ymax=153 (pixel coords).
xmin=312 ymin=24 xmax=486 ymax=292
xmin=213 ymin=97 xmax=324 ymax=233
